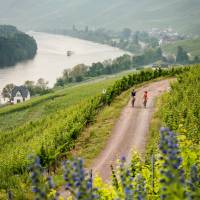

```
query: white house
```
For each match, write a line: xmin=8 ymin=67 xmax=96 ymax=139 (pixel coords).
xmin=11 ymin=86 xmax=30 ymax=104
xmin=0 ymin=94 xmax=9 ymax=105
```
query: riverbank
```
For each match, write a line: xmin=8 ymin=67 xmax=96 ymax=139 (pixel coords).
xmin=0 ymin=25 xmax=37 ymax=68
xmin=0 ymin=31 xmax=127 ymax=90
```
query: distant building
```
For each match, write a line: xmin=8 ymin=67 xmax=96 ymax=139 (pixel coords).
xmin=0 ymin=94 xmax=9 ymax=105
xmin=149 ymin=27 xmax=186 ymax=46
xmin=11 ymin=86 xmax=30 ymax=104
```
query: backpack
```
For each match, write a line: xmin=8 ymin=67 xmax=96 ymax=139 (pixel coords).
xmin=132 ymin=91 xmax=136 ymax=97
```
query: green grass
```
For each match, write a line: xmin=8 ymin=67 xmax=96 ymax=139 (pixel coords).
xmin=71 ymin=89 xmax=130 ymax=166
xmin=0 ymin=66 xmax=187 ymax=198
xmin=0 ymin=73 xmax=128 ymax=198
xmin=53 ymin=88 xmax=131 ymax=187
xmin=0 ymin=75 xmax=125 ymax=132
xmin=71 ymin=77 xmax=170 ymax=166
xmin=145 ymin=79 xmax=177 ymax=160
xmin=162 ymin=38 xmax=200 ymax=58
xmin=52 ymin=77 xmax=168 ymax=187
xmin=0 ymin=69 xmax=139 ymax=132
xmin=145 ymin=94 xmax=166 ymax=161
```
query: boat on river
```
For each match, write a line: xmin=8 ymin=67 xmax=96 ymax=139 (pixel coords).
xmin=66 ymin=50 xmax=74 ymax=56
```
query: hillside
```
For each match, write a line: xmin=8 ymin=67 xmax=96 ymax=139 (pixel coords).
xmin=21 ymin=64 xmax=199 ymax=200
xmin=0 ymin=0 xmax=200 ymax=35
xmin=0 ymin=67 xmax=187 ymax=198
xmin=0 ymin=25 xmax=37 ymax=67
xmin=162 ymin=38 xmax=200 ymax=58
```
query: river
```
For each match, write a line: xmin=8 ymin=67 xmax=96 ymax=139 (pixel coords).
xmin=0 ymin=32 xmax=126 ymax=90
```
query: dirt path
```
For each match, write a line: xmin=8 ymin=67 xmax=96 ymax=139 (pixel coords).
xmin=91 ymin=79 xmax=172 ymax=181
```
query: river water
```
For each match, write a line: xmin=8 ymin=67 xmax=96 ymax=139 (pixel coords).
xmin=0 ymin=32 xmax=126 ymax=90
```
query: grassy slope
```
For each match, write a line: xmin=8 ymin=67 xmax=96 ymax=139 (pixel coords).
xmin=0 ymin=69 xmax=138 ymax=131
xmin=0 ymin=68 xmax=143 ymax=198
xmin=162 ymin=38 xmax=200 ymax=57
xmin=0 ymin=76 xmax=125 ymax=132
xmin=0 ymin=71 xmax=138 ymax=176
xmin=0 ymin=66 xmax=192 ymax=197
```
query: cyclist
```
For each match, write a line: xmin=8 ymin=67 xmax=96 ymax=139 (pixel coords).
xmin=143 ymin=91 xmax=148 ymax=108
xmin=131 ymin=89 xmax=136 ymax=107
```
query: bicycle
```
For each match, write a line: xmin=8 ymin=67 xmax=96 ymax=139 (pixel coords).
xmin=143 ymin=91 xmax=148 ymax=108
xmin=143 ymin=99 xmax=147 ymax=108
xmin=132 ymin=97 xmax=136 ymax=107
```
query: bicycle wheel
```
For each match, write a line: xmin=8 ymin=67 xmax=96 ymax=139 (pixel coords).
xmin=143 ymin=100 xmax=147 ymax=108
xmin=132 ymin=98 xmax=135 ymax=107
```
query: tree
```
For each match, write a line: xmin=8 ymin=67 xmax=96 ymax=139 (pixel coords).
xmin=0 ymin=25 xmax=37 ymax=68
xmin=113 ymin=54 xmax=132 ymax=71
xmin=70 ymin=64 xmax=88 ymax=82
xmin=23 ymin=79 xmax=51 ymax=96
xmin=36 ymin=78 xmax=49 ymax=90
xmin=2 ymin=83 xmax=15 ymax=99
xmin=88 ymin=62 xmax=104 ymax=77
xmin=132 ymin=32 xmax=139 ymax=45
xmin=63 ymin=69 xmax=73 ymax=83
xmin=166 ymin=54 xmax=176 ymax=64
xmin=193 ymin=56 xmax=200 ymax=64
xmin=24 ymin=80 xmax=35 ymax=95
xmin=154 ymin=48 xmax=163 ymax=60
xmin=149 ymin=37 xmax=159 ymax=48
xmin=55 ymin=78 xmax=65 ymax=87
xmin=176 ymin=46 xmax=189 ymax=64
xmin=121 ymin=28 xmax=132 ymax=40
xmin=32 ymin=78 xmax=51 ymax=95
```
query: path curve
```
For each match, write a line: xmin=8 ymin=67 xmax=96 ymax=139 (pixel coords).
xmin=92 ymin=79 xmax=172 ymax=181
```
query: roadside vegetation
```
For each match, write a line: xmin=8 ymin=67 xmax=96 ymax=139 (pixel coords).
xmin=69 ymin=77 xmax=164 ymax=168
xmin=69 ymin=89 xmax=131 ymax=167
xmin=0 ymin=67 xmax=188 ymax=198
xmin=147 ymin=64 xmax=200 ymax=157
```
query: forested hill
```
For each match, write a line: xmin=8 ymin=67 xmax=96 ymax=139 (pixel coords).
xmin=0 ymin=0 xmax=199 ymax=35
xmin=0 ymin=25 xmax=37 ymax=68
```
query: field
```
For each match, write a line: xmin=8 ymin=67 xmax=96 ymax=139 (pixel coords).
xmin=26 ymin=64 xmax=200 ymax=200
xmin=0 ymin=66 xmax=191 ymax=198
xmin=0 ymin=69 xmax=139 ymax=131
xmin=0 ymin=77 xmax=118 ymax=131
xmin=0 ymin=75 xmax=121 ymax=197
xmin=162 ymin=38 xmax=200 ymax=58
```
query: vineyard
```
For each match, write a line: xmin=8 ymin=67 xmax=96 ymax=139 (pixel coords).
xmin=0 ymin=78 xmax=119 ymax=131
xmin=0 ymin=66 xmax=190 ymax=198
xmin=27 ymin=65 xmax=200 ymax=200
